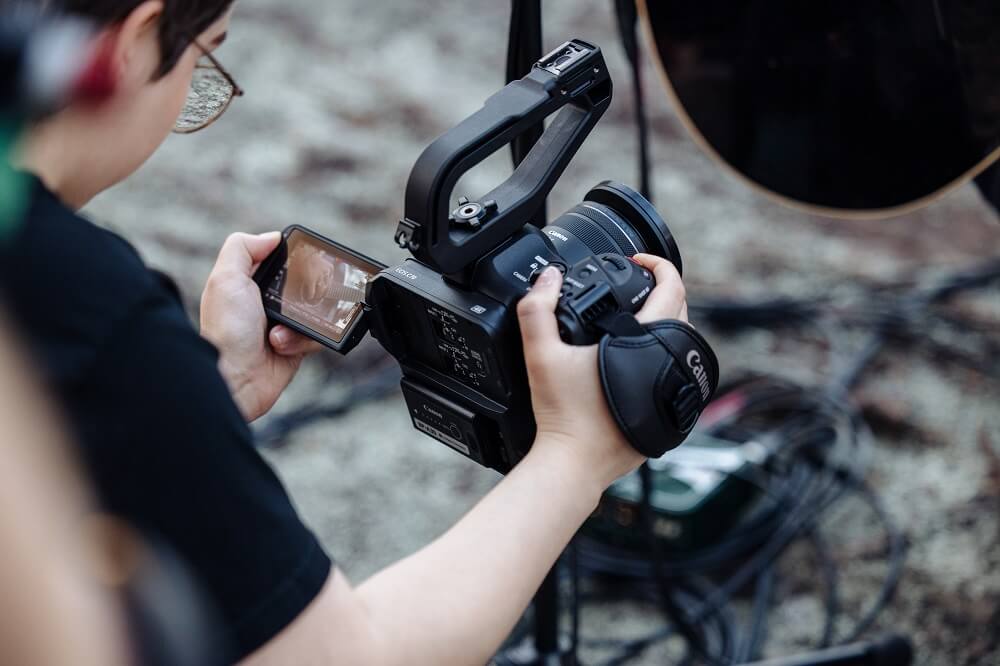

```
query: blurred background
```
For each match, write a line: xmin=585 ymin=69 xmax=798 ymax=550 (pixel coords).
xmin=79 ymin=0 xmax=1000 ymax=663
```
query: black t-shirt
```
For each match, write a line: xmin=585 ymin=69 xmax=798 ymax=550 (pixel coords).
xmin=0 ymin=177 xmax=331 ymax=662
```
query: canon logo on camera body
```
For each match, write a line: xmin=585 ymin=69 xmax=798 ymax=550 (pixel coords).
xmin=687 ymin=350 xmax=711 ymax=401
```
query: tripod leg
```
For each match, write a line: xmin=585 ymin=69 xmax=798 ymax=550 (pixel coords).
xmin=494 ymin=559 xmax=576 ymax=665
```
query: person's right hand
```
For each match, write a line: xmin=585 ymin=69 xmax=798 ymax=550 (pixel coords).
xmin=516 ymin=254 xmax=688 ymax=489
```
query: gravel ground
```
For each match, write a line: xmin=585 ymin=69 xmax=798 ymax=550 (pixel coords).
xmin=84 ymin=1 xmax=1000 ymax=663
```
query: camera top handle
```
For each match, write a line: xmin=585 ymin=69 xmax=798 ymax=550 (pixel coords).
xmin=396 ymin=39 xmax=612 ymax=277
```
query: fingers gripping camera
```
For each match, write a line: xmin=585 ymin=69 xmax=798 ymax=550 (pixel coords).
xmin=540 ymin=253 xmax=719 ymax=458
xmin=543 ymin=253 xmax=655 ymax=345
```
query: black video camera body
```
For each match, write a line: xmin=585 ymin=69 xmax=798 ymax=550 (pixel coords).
xmin=255 ymin=40 xmax=717 ymax=473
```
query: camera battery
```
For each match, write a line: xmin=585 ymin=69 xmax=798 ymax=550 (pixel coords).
xmin=400 ymin=377 xmax=509 ymax=471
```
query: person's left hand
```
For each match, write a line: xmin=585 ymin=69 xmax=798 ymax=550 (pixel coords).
xmin=200 ymin=232 xmax=322 ymax=422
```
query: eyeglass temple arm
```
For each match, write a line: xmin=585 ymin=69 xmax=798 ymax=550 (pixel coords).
xmin=193 ymin=39 xmax=244 ymax=96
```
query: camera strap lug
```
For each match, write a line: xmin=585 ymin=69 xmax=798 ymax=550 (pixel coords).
xmin=395 ymin=218 xmax=421 ymax=250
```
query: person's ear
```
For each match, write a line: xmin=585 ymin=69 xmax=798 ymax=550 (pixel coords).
xmin=106 ymin=0 xmax=166 ymax=89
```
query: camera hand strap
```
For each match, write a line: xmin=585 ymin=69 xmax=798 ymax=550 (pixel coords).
xmin=595 ymin=313 xmax=719 ymax=458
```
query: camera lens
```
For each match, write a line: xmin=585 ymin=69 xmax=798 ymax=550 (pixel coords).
xmin=543 ymin=181 xmax=683 ymax=275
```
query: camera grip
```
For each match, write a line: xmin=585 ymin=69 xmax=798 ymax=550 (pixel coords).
xmin=598 ymin=320 xmax=719 ymax=458
xmin=400 ymin=39 xmax=612 ymax=275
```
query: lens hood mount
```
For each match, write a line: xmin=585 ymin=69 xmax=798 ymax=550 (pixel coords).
xmin=584 ymin=181 xmax=683 ymax=276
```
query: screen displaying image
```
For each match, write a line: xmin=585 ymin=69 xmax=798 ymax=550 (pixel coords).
xmin=263 ymin=230 xmax=381 ymax=343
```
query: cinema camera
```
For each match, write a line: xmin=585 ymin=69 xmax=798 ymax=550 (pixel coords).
xmin=255 ymin=40 xmax=719 ymax=473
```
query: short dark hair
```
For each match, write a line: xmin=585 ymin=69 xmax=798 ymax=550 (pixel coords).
xmin=59 ymin=0 xmax=234 ymax=77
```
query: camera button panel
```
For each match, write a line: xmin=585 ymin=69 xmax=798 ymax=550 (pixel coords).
xmin=426 ymin=304 xmax=494 ymax=389
xmin=528 ymin=261 xmax=567 ymax=285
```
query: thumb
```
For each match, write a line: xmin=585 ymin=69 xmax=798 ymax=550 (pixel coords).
xmin=517 ymin=267 xmax=564 ymax=364
xmin=213 ymin=232 xmax=282 ymax=276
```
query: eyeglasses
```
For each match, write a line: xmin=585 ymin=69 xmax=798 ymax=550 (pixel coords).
xmin=173 ymin=41 xmax=244 ymax=134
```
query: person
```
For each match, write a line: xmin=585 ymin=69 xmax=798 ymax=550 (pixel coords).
xmin=0 ymin=311 xmax=225 ymax=666
xmin=2 ymin=1 xmax=690 ymax=664
xmin=0 ymin=314 xmax=130 ymax=666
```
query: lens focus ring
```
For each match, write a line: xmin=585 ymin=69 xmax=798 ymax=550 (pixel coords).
xmin=574 ymin=202 xmax=644 ymax=255
xmin=552 ymin=203 xmax=646 ymax=258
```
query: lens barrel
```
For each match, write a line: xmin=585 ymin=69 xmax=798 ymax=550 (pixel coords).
xmin=545 ymin=181 xmax=683 ymax=275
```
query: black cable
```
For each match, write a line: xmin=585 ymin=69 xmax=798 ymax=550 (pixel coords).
xmin=574 ymin=363 xmax=917 ymax=663
xmin=743 ymin=566 xmax=777 ymax=662
xmin=614 ymin=0 xmax=652 ymax=200
xmin=839 ymin=482 xmax=907 ymax=643
xmin=637 ymin=462 xmax=715 ymax=664
xmin=506 ymin=0 xmax=544 ymax=170
xmin=574 ymin=372 xmax=896 ymax=663
xmin=594 ymin=576 xmax=740 ymax=665
xmin=691 ymin=480 xmax=849 ymax=627
xmin=808 ymin=528 xmax=840 ymax=649
xmin=826 ymin=329 xmax=887 ymax=401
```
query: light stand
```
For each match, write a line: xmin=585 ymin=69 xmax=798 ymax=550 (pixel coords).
xmin=495 ymin=2 xmax=574 ymax=664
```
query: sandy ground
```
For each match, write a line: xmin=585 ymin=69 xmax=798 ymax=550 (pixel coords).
xmin=84 ymin=1 xmax=1000 ymax=663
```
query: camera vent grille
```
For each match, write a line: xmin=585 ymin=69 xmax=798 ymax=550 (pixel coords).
xmin=583 ymin=294 xmax=616 ymax=323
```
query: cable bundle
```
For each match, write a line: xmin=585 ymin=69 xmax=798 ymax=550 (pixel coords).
xmin=574 ymin=376 xmax=903 ymax=664
xmin=567 ymin=259 xmax=1000 ymax=665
